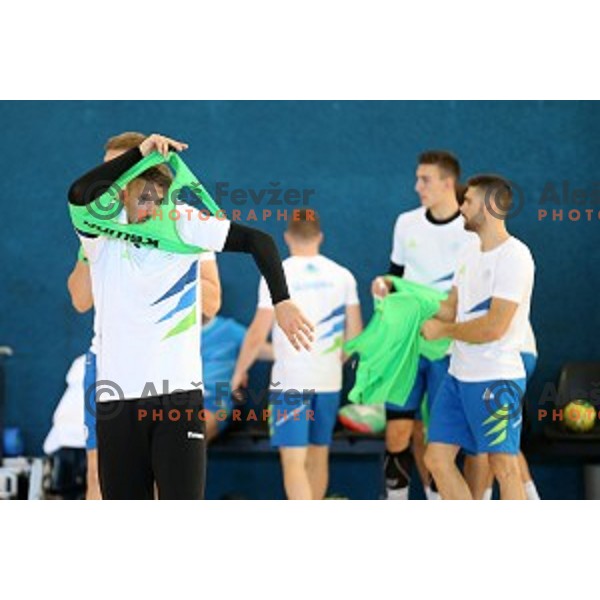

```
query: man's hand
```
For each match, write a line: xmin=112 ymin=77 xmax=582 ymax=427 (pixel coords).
xmin=371 ymin=276 xmax=393 ymax=299
xmin=230 ymin=369 xmax=249 ymax=400
xmin=274 ymin=300 xmax=314 ymax=351
xmin=139 ymin=134 xmax=188 ymax=157
xmin=421 ymin=318 xmax=449 ymax=341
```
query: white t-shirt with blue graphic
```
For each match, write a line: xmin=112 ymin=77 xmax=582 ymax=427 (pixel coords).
xmin=258 ymin=255 xmax=359 ymax=393
xmin=449 ymin=236 xmax=535 ymax=382
xmin=79 ymin=207 xmax=230 ymax=401
xmin=390 ymin=207 xmax=475 ymax=292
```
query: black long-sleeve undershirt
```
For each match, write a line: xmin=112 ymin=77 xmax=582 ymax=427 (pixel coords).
xmin=68 ymin=147 xmax=143 ymax=206
xmin=388 ymin=262 xmax=405 ymax=278
xmin=67 ymin=148 xmax=290 ymax=305
xmin=223 ymin=223 xmax=290 ymax=304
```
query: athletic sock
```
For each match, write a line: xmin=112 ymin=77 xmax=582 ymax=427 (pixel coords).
xmin=425 ymin=486 xmax=441 ymax=500
xmin=524 ymin=480 xmax=540 ymax=500
xmin=387 ymin=487 xmax=409 ymax=500
xmin=482 ymin=487 xmax=493 ymax=500
xmin=384 ymin=449 xmax=413 ymax=500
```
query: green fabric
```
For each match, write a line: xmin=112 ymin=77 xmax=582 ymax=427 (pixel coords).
xmin=344 ymin=278 xmax=451 ymax=407
xmin=69 ymin=151 xmax=222 ymax=255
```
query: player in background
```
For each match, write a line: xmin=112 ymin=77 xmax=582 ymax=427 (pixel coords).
xmin=423 ymin=175 xmax=535 ymax=500
xmin=371 ymin=151 xmax=474 ymax=500
xmin=231 ymin=210 xmax=363 ymax=499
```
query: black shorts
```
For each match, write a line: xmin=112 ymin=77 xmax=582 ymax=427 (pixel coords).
xmin=96 ymin=389 xmax=206 ymax=500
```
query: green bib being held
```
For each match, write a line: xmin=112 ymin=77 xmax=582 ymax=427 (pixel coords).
xmin=69 ymin=151 xmax=223 ymax=255
xmin=344 ymin=277 xmax=451 ymax=408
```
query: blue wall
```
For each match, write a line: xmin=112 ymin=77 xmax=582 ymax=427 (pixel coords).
xmin=1 ymin=101 xmax=598 ymax=497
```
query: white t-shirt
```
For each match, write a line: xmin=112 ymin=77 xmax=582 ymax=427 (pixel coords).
xmin=79 ymin=205 xmax=230 ymax=401
xmin=390 ymin=207 xmax=475 ymax=292
xmin=522 ymin=321 xmax=537 ymax=357
xmin=449 ymin=236 xmax=535 ymax=382
xmin=87 ymin=251 xmax=216 ymax=357
xmin=258 ymin=255 xmax=360 ymax=393
xmin=43 ymin=355 xmax=87 ymax=454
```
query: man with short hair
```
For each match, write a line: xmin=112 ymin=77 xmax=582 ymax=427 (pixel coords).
xmin=67 ymin=131 xmax=223 ymax=500
xmin=231 ymin=210 xmax=363 ymax=499
xmin=68 ymin=133 xmax=313 ymax=499
xmin=372 ymin=150 xmax=474 ymax=500
xmin=423 ymin=175 xmax=535 ymax=500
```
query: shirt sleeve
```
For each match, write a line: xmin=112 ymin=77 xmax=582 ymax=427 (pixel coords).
xmin=390 ymin=214 xmax=405 ymax=267
xmin=77 ymin=233 xmax=106 ymax=264
xmin=257 ymin=276 xmax=274 ymax=310
xmin=492 ymin=243 xmax=535 ymax=304
xmin=77 ymin=245 xmax=89 ymax=264
xmin=388 ymin=262 xmax=405 ymax=277
xmin=198 ymin=251 xmax=216 ymax=263
xmin=176 ymin=204 xmax=232 ymax=252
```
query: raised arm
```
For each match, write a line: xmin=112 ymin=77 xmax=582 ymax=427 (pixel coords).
xmin=68 ymin=147 xmax=144 ymax=206
xmin=68 ymin=134 xmax=187 ymax=206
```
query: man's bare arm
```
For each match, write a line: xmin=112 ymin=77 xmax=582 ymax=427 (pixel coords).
xmin=67 ymin=261 xmax=93 ymax=313
xmin=422 ymin=297 xmax=519 ymax=344
xmin=231 ymin=309 xmax=275 ymax=391
xmin=199 ymin=259 xmax=222 ymax=319
xmin=435 ymin=286 xmax=458 ymax=323
xmin=343 ymin=304 xmax=363 ymax=361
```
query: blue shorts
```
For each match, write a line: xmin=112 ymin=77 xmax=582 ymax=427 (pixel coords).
xmin=269 ymin=391 xmax=340 ymax=448
xmin=83 ymin=351 xmax=97 ymax=451
xmin=428 ymin=374 xmax=526 ymax=455
xmin=203 ymin=384 xmax=234 ymax=433
xmin=385 ymin=356 xmax=450 ymax=421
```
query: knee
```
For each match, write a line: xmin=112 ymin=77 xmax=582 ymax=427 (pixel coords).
xmin=280 ymin=451 xmax=308 ymax=474
xmin=386 ymin=419 xmax=413 ymax=450
xmin=489 ymin=454 xmax=520 ymax=482
xmin=424 ymin=446 xmax=447 ymax=475
xmin=306 ymin=449 xmax=327 ymax=472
